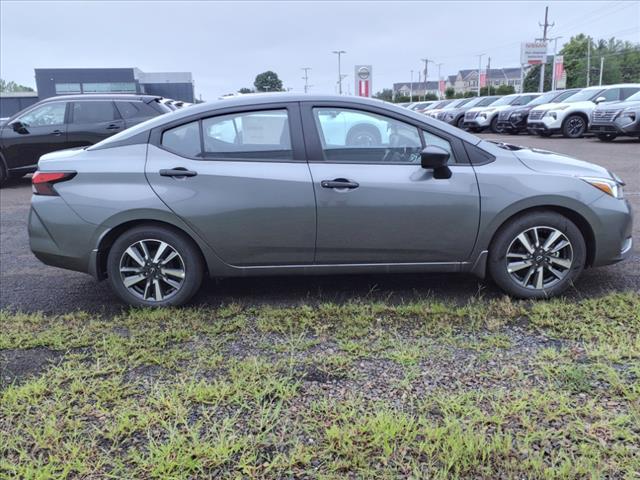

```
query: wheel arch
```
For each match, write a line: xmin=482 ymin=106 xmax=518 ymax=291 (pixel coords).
xmin=487 ymin=205 xmax=596 ymax=268
xmin=94 ymin=219 xmax=211 ymax=280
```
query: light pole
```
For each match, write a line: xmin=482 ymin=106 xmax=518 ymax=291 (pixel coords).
xmin=301 ymin=67 xmax=311 ymax=94
xmin=332 ymin=50 xmax=346 ymax=95
xmin=436 ymin=62 xmax=444 ymax=99
xmin=410 ymin=70 xmax=414 ymax=102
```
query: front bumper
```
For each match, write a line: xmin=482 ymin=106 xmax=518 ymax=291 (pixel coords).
xmin=589 ymin=195 xmax=634 ymax=267
xmin=527 ymin=115 xmax=563 ymax=134
xmin=590 ymin=116 xmax=640 ymax=136
xmin=497 ymin=116 xmax=527 ymax=132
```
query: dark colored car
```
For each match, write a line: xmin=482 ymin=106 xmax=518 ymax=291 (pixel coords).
xmin=496 ymin=89 xmax=581 ymax=134
xmin=590 ymin=89 xmax=640 ymax=141
xmin=0 ymin=94 xmax=171 ymax=184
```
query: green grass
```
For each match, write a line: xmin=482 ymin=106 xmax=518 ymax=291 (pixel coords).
xmin=1 ymin=292 xmax=639 ymax=478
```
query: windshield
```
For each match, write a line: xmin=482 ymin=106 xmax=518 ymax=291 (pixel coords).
xmin=625 ymin=91 xmax=640 ymax=102
xmin=563 ymin=88 xmax=604 ymax=103
xmin=476 ymin=96 xmax=500 ymax=107
xmin=529 ymin=91 xmax=560 ymax=106
xmin=553 ymin=89 xmax=581 ymax=103
xmin=490 ymin=95 xmax=518 ymax=107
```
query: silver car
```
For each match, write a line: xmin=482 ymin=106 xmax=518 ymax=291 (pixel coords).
xmin=29 ymin=94 xmax=632 ymax=306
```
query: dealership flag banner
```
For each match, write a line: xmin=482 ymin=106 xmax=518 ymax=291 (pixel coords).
xmin=439 ymin=79 xmax=446 ymax=96
xmin=554 ymin=55 xmax=565 ymax=88
xmin=479 ymin=70 xmax=487 ymax=88
xmin=354 ymin=65 xmax=372 ymax=98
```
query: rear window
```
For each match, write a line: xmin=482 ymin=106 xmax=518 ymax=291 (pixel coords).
xmin=116 ymin=101 xmax=163 ymax=120
xmin=72 ymin=101 xmax=117 ymax=124
xmin=161 ymin=121 xmax=201 ymax=157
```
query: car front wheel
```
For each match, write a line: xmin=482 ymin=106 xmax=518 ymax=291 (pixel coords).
xmin=106 ymin=225 xmax=204 ymax=307
xmin=562 ymin=115 xmax=587 ymax=138
xmin=597 ymin=133 xmax=617 ymax=142
xmin=488 ymin=211 xmax=586 ymax=298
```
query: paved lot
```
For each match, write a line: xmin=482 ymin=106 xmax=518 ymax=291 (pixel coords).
xmin=1 ymin=134 xmax=638 ymax=314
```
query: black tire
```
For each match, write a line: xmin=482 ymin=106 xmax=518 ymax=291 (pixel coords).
xmin=490 ymin=116 xmax=504 ymax=134
xmin=456 ymin=116 xmax=465 ymax=129
xmin=346 ymin=124 xmax=381 ymax=146
xmin=562 ymin=114 xmax=587 ymax=138
xmin=539 ymin=131 xmax=552 ymax=138
xmin=597 ymin=133 xmax=617 ymax=142
xmin=106 ymin=225 xmax=204 ymax=307
xmin=488 ymin=211 xmax=586 ymax=299
xmin=0 ymin=162 xmax=7 ymax=187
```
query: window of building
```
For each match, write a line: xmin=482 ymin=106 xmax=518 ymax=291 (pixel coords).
xmin=71 ymin=101 xmax=117 ymax=124
xmin=55 ymin=83 xmax=81 ymax=94
xmin=313 ymin=108 xmax=421 ymax=163
xmin=17 ymin=103 xmax=66 ymax=127
xmin=161 ymin=121 xmax=202 ymax=157
xmin=82 ymin=82 xmax=136 ymax=93
xmin=202 ymin=110 xmax=292 ymax=160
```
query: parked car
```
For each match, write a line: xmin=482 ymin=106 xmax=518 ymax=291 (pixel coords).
xmin=464 ymin=93 xmax=541 ymax=133
xmin=590 ymin=89 xmax=640 ymax=141
xmin=425 ymin=98 xmax=472 ymax=119
xmin=418 ymin=99 xmax=454 ymax=114
xmin=527 ymin=84 xmax=640 ymax=138
xmin=408 ymin=101 xmax=436 ymax=112
xmin=496 ymin=89 xmax=581 ymax=134
xmin=437 ymin=95 xmax=501 ymax=128
xmin=0 ymin=94 xmax=171 ymax=184
xmin=29 ymin=94 xmax=631 ymax=306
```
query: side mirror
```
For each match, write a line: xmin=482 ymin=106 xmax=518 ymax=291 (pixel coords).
xmin=421 ymin=145 xmax=452 ymax=179
xmin=594 ymin=96 xmax=607 ymax=104
xmin=10 ymin=121 xmax=27 ymax=133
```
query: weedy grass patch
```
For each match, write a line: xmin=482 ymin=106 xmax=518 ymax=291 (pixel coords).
xmin=1 ymin=292 xmax=639 ymax=478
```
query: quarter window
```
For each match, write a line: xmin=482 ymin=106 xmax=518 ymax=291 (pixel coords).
xmin=313 ymin=108 xmax=422 ymax=163
xmin=72 ymin=101 xmax=117 ymax=124
xmin=17 ymin=103 xmax=66 ymax=127
xmin=202 ymin=109 xmax=292 ymax=160
xmin=115 ymin=101 xmax=161 ymax=119
xmin=161 ymin=121 xmax=201 ymax=157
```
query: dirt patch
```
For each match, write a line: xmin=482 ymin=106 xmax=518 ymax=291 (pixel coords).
xmin=0 ymin=347 xmax=64 ymax=388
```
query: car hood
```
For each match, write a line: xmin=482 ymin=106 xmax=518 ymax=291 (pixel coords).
xmin=512 ymin=145 xmax=611 ymax=178
xmin=478 ymin=105 xmax=513 ymax=114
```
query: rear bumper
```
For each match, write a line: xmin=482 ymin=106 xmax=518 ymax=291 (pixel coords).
xmin=29 ymin=196 xmax=98 ymax=276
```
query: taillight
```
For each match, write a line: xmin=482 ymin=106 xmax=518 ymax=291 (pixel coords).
xmin=32 ymin=171 xmax=76 ymax=196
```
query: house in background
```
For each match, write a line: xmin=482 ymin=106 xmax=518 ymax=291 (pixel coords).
xmin=392 ymin=81 xmax=441 ymax=99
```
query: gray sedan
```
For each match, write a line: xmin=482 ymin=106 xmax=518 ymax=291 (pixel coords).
xmin=29 ymin=94 xmax=632 ymax=306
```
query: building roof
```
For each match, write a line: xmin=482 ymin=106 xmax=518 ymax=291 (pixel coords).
xmin=447 ymin=75 xmax=457 ymax=85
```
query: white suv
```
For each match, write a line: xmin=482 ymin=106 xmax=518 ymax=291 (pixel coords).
xmin=463 ymin=93 xmax=540 ymax=133
xmin=527 ymin=84 xmax=640 ymax=138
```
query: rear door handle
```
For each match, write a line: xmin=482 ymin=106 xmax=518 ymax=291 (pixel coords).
xmin=106 ymin=124 xmax=121 ymax=130
xmin=159 ymin=168 xmax=198 ymax=178
xmin=51 ymin=129 xmax=63 ymax=136
xmin=321 ymin=179 xmax=359 ymax=189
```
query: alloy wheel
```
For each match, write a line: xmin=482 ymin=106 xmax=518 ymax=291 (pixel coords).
xmin=506 ymin=226 xmax=573 ymax=290
xmin=119 ymin=239 xmax=185 ymax=302
xmin=566 ymin=117 xmax=585 ymax=137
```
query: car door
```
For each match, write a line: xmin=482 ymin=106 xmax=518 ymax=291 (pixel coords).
xmin=66 ymin=100 xmax=124 ymax=148
xmin=301 ymin=103 xmax=480 ymax=264
xmin=145 ymin=103 xmax=317 ymax=266
xmin=1 ymin=101 xmax=68 ymax=171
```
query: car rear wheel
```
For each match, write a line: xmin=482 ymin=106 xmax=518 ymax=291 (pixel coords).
xmin=562 ymin=115 xmax=587 ymax=138
xmin=106 ymin=225 xmax=204 ymax=307
xmin=597 ymin=133 xmax=617 ymax=142
xmin=488 ymin=211 xmax=586 ymax=299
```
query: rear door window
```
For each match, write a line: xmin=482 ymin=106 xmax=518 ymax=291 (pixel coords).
xmin=71 ymin=101 xmax=118 ymax=124
xmin=161 ymin=121 xmax=201 ymax=157
xmin=115 ymin=101 xmax=162 ymax=120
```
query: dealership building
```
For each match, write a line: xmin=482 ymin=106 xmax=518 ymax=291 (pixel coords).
xmin=1 ymin=67 xmax=195 ymax=117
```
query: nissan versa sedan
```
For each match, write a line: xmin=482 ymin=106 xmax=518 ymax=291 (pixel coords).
xmin=29 ymin=94 xmax=632 ymax=307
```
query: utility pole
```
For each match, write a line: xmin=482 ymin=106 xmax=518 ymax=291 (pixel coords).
xmin=537 ymin=5 xmax=554 ymax=93
xmin=417 ymin=70 xmax=422 ymax=100
xmin=476 ymin=54 xmax=485 ymax=96
xmin=332 ymin=50 xmax=346 ymax=94
xmin=599 ymin=56 xmax=604 ymax=86
xmin=586 ymin=38 xmax=592 ymax=86
xmin=549 ymin=36 xmax=563 ymax=90
xmin=486 ymin=57 xmax=491 ymax=96
xmin=410 ymin=70 xmax=414 ymax=102
xmin=301 ymin=67 xmax=311 ymax=94
xmin=421 ymin=58 xmax=429 ymax=99
xmin=436 ymin=62 xmax=444 ymax=99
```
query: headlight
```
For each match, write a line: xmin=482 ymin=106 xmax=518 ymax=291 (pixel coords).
xmin=511 ymin=112 xmax=523 ymax=119
xmin=544 ymin=111 xmax=558 ymax=119
xmin=618 ymin=109 xmax=636 ymax=121
xmin=580 ymin=176 xmax=624 ymax=199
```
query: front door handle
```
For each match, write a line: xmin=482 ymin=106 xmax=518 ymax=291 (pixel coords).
xmin=51 ymin=129 xmax=63 ymax=136
xmin=106 ymin=124 xmax=121 ymax=130
xmin=321 ymin=178 xmax=359 ymax=189
xmin=159 ymin=168 xmax=198 ymax=178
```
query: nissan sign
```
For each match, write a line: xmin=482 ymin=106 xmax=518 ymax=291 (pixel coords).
xmin=354 ymin=65 xmax=372 ymax=97
xmin=520 ymin=42 xmax=548 ymax=65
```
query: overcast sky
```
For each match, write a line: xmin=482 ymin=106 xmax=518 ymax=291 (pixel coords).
xmin=1 ymin=1 xmax=638 ymax=99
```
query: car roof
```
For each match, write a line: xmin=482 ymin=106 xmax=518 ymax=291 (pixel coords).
xmin=39 ymin=93 xmax=162 ymax=102
xmin=89 ymin=93 xmax=483 ymax=151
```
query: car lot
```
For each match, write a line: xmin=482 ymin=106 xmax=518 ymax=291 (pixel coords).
xmin=0 ymin=134 xmax=638 ymax=314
